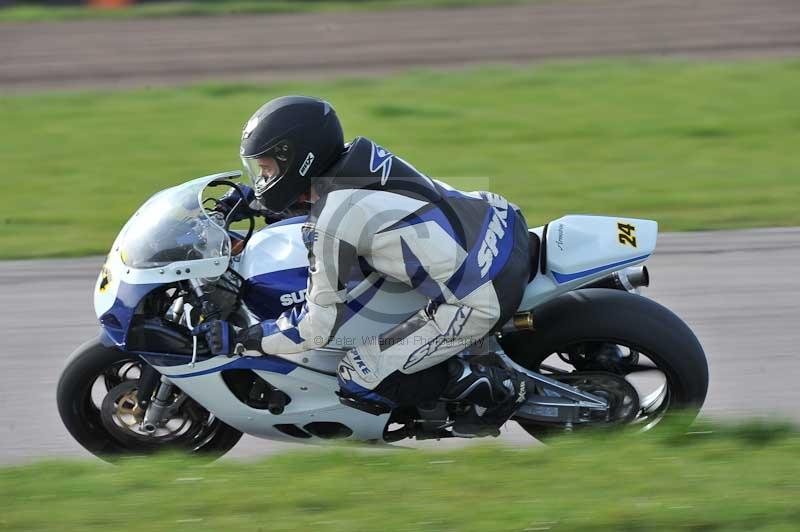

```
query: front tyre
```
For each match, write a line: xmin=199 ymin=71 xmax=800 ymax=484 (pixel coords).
xmin=57 ymin=337 xmax=242 ymax=462
xmin=500 ymin=289 xmax=709 ymax=437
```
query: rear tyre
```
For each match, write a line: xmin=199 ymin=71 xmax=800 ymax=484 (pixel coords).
xmin=500 ymin=289 xmax=708 ymax=438
xmin=57 ymin=336 xmax=242 ymax=462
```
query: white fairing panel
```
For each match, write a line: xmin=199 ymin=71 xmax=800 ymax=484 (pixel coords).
xmin=95 ymin=252 xmax=230 ymax=318
xmin=235 ymin=222 xmax=309 ymax=279
xmin=151 ymin=356 xmax=389 ymax=442
xmin=546 ymin=215 xmax=657 ymax=275
xmin=518 ymin=215 xmax=657 ymax=310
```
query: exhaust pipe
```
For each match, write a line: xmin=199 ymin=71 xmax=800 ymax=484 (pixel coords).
xmin=500 ymin=311 xmax=535 ymax=334
xmin=583 ymin=265 xmax=649 ymax=292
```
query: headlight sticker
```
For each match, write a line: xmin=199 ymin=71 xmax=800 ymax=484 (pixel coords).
xmin=98 ymin=266 xmax=112 ymax=293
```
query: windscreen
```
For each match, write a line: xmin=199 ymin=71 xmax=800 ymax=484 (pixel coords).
xmin=118 ymin=178 xmax=231 ymax=269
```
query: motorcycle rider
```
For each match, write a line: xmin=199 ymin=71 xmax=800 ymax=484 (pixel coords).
xmin=199 ymin=95 xmax=532 ymax=436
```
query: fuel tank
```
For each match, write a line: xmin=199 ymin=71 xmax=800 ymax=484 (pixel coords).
xmin=235 ymin=217 xmax=310 ymax=320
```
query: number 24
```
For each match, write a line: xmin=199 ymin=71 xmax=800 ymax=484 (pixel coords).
xmin=618 ymin=222 xmax=637 ymax=247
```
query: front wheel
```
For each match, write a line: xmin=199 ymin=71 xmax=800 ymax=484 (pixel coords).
xmin=57 ymin=337 xmax=242 ymax=462
xmin=500 ymin=289 xmax=709 ymax=438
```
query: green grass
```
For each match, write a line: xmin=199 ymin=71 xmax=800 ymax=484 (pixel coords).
xmin=2 ymin=420 xmax=800 ymax=531
xmin=0 ymin=0 xmax=540 ymax=22
xmin=1 ymin=59 xmax=799 ymax=259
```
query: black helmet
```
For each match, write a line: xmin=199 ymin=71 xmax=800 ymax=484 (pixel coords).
xmin=240 ymin=95 xmax=344 ymax=213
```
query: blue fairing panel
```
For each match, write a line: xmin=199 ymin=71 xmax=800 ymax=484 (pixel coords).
xmin=242 ymin=266 xmax=309 ymax=320
xmin=99 ymin=281 xmax=164 ymax=347
xmin=139 ymin=353 xmax=297 ymax=377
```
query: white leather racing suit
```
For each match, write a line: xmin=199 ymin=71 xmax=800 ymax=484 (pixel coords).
xmin=256 ymin=137 xmax=531 ymax=405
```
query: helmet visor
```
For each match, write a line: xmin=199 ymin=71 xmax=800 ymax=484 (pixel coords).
xmin=241 ymin=140 xmax=294 ymax=195
xmin=241 ymin=156 xmax=275 ymax=197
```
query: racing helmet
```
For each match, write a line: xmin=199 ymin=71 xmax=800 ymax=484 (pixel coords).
xmin=239 ymin=95 xmax=344 ymax=212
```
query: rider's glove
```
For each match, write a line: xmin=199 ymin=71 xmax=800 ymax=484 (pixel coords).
xmin=215 ymin=185 xmax=287 ymax=225
xmin=236 ymin=323 xmax=265 ymax=353
xmin=194 ymin=320 xmax=265 ymax=356
xmin=195 ymin=320 xmax=237 ymax=355
xmin=215 ymin=185 xmax=258 ymax=223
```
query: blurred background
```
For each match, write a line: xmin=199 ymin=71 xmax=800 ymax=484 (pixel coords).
xmin=1 ymin=1 xmax=799 ymax=527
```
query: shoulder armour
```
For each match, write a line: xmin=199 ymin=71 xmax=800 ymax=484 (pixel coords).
xmin=320 ymin=137 xmax=442 ymax=203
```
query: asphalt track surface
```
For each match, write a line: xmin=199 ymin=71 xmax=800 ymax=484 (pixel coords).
xmin=2 ymin=0 xmax=800 ymax=92
xmin=1 ymin=228 xmax=799 ymax=463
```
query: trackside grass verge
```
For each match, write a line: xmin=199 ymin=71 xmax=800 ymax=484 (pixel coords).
xmin=1 ymin=419 xmax=799 ymax=531
xmin=0 ymin=0 xmax=540 ymax=22
xmin=1 ymin=59 xmax=798 ymax=259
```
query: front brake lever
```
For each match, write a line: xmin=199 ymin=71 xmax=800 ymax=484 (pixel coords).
xmin=184 ymin=303 xmax=198 ymax=368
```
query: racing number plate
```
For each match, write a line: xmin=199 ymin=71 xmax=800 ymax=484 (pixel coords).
xmin=617 ymin=222 xmax=638 ymax=248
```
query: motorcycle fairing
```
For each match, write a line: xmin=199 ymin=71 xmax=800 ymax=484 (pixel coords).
xmin=94 ymin=172 xmax=238 ymax=348
xmin=546 ymin=215 xmax=657 ymax=277
xmin=145 ymin=352 xmax=390 ymax=442
xmin=141 ymin=352 xmax=297 ymax=376
xmin=518 ymin=215 xmax=657 ymax=310
xmin=98 ymin=282 xmax=163 ymax=347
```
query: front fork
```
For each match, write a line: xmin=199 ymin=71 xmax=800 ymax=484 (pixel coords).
xmin=136 ymin=363 xmax=182 ymax=435
xmin=140 ymin=376 xmax=175 ymax=434
xmin=136 ymin=363 xmax=160 ymax=410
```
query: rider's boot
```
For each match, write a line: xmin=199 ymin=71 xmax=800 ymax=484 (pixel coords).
xmin=336 ymin=342 xmax=457 ymax=409
xmin=441 ymin=354 xmax=527 ymax=437
xmin=336 ymin=352 xmax=397 ymax=414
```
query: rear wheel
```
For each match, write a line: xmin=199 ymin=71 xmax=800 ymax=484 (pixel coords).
xmin=500 ymin=289 xmax=708 ymax=438
xmin=57 ymin=337 xmax=242 ymax=462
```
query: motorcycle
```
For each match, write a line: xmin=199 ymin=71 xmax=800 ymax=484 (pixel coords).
xmin=57 ymin=171 xmax=708 ymax=460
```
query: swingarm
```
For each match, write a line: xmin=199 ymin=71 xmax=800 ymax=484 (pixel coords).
xmin=497 ymin=353 xmax=611 ymax=426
